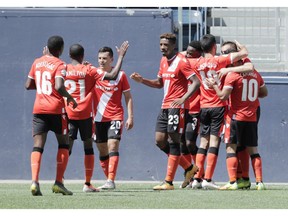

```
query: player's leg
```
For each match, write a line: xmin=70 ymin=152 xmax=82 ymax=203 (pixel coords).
xmin=52 ymin=114 xmax=73 ymax=195
xmin=30 ymin=114 xmax=49 ymax=196
xmin=95 ymin=121 xmax=109 ymax=178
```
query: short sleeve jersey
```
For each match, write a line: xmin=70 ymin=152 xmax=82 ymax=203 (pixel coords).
xmin=223 ymin=70 xmax=265 ymax=122
xmin=195 ymin=55 xmax=233 ymax=108
xmin=158 ymin=52 xmax=197 ymax=109
xmin=94 ymin=70 xmax=130 ymax=122
xmin=187 ymin=58 xmax=201 ymax=114
xmin=64 ymin=64 xmax=105 ymax=120
xmin=28 ymin=55 xmax=67 ymax=114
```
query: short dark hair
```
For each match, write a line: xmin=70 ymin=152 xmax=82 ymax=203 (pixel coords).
xmin=188 ymin=40 xmax=202 ymax=52
xmin=200 ymin=34 xmax=216 ymax=53
xmin=98 ymin=46 xmax=113 ymax=57
xmin=221 ymin=41 xmax=237 ymax=54
xmin=160 ymin=33 xmax=177 ymax=44
xmin=69 ymin=44 xmax=84 ymax=59
xmin=47 ymin=35 xmax=64 ymax=55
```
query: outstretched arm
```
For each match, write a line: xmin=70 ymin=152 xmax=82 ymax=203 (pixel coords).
xmin=130 ymin=72 xmax=163 ymax=89
xmin=217 ymin=62 xmax=254 ymax=80
xmin=105 ymin=41 xmax=129 ymax=80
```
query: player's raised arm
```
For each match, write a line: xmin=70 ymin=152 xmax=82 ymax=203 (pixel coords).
xmin=105 ymin=41 xmax=129 ymax=80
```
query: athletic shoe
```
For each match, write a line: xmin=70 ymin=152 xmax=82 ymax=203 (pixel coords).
xmin=237 ymin=178 xmax=251 ymax=189
xmin=220 ymin=182 xmax=238 ymax=190
xmin=256 ymin=182 xmax=266 ymax=190
xmin=83 ymin=184 xmax=100 ymax=193
xmin=31 ymin=181 xmax=42 ymax=196
xmin=52 ymin=181 xmax=73 ymax=195
xmin=153 ymin=182 xmax=174 ymax=190
xmin=97 ymin=179 xmax=116 ymax=190
xmin=191 ymin=179 xmax=202 ymax=189
xmin=180 ymin=165 xmax=199 ymax=188
xmin=201 ymin=179 xmax=220 ymax=190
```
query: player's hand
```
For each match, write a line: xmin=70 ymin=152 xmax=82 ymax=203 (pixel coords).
xmin=216 ymin=67 xmax=230 ymax=80
xmin=116 ymin=41 xmax=129 ymax=58
xmin=67 ymin=97 xmax=78 ymax=109
xmin=170 ymin=98 xmax=185 ymax=108
xmin=130 ymin=72 xmax=143 ymax=83
xmin=205 ymin=78 xmax=217 ymax=88
xmin=82 ymin=60 xmax=91 ymax=66
xmin=43 ymin=46 xmax=50 ymax=55
xmin=125 ymin=118 xmax=134 ymax=130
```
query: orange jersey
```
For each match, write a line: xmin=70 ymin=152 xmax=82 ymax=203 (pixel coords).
xmin=223 ymin=70 xmax=265 ymax=122
xmin=64 ymin=64 xmax=105 ymax=120
xmin=195 ymin=55 xmax=233 ymax=108
xmin=28 ymin=55 xmax=67 ymax=114
xmin=94 ymin=70 xmax=130 ymax=122
xmin=158 ymin=53 xmax=197 ymax=109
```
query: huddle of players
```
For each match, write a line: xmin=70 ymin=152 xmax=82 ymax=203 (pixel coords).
xmin=179 ymin=35 xmax=268 ymax=190
xmin=26 ymin=35 xmax=132 ymax=196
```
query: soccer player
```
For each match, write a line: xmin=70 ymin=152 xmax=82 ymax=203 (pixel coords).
xmin=25 ymin=35 xmax=78 ymax=196
xmin=93 ymin=46 xmax=133 ymax=190
xmin=191 ymin=34 xmax=249 ymax=190
xmin=219 ymin=41 xmax=267 ymax=189
xmin=205 ymin=51 xmax=268 ymax=190
xmin=64 ymin=42 xmax=129 ymax=192
xmin=130 ymin=33 xmax=200 ymax=190
xmin=179 ymin=41 xmax=202 ymax=188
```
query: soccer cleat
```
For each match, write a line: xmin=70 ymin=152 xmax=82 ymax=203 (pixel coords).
xmin=31 ymin=181 xmax=42 ymax=196
xmin=237 ymin=178 xmax=251 ymax=189
xmin=256 ymin=182 xmax=266 ymax=190
xmin=220 ymin=182 xmax=238 ymax=190
xmin=153 ymin=181 xmax=174 ymax=190
xmin=180 ymin=165 xmax=199 ymax=188
xmin=52 ymin=181 xmax=73 ymax=195
xmin=191 ymin=179 xmax=202 ymax=189
xmin=83 ymin=184 xmax=100 ymax=193
xmin=97 ymin=179 xmax=116 ymax=190
xmin=201 ymin=179 xmax=220 ymax=190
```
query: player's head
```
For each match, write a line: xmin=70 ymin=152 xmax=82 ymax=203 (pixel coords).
xmin=98 ymin=46 xmax=114 ymax=70
xmin=47 ymin=35 xmax=64 ymax=57
xmin=221 ymin=41 xmax=238 ymax=55
xmin=186 ymin=40 xmax=202 ymax=58
xmin=221 ymin=41 xmax=242 ymax=67
xmin=200 ymin=34 xmax=217 ymax=55
xmin=159 ymin=33 xmax=177 ymax=58
xmin=69 ymin=44 xmax=84 ymax=63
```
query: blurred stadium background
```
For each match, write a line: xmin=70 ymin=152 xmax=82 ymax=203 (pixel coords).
xmin=0 ymin=7 xmax=287 ymax=183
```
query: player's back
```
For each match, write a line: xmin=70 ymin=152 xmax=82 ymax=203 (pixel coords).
xmin=196 ymin=55 xmax=232 ymax=108
xmin=65 ymin=64 xmax=97 ymax=119
xmin=29 ymin=55 xmax=66 ymax=114
xmin=226 ymin=70 xmax=264 ymax=122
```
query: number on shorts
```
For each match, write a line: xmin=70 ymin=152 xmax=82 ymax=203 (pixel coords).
xmin=111 ymin=120 xmax=121 ymax=129
xmin=168 ymin=115 xmax=179 ymax=125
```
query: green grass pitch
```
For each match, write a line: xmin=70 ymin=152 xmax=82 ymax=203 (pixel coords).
xmin=0 ymin=181 xmax=288 ymax=209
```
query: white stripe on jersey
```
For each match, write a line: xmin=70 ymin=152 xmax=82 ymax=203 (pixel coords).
xmin=163 ymin=79 xmax=170 ymax=104
xmin=94 ymin=92 xmax=113 ymax=122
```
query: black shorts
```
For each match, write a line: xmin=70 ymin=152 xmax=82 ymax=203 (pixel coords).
xmin=185 ymin=113 xmax=200 ymax=142
xmin=68 ymin=117 xmax=93 ymax=141
xmin=94 ymin=120 xmax=123 ymax=143
xmin=199 ymin=106 xmax=226 ymax=137
xmin=155 ymin=108 xmax=187 ymax=134
xmin=224 ymin=116 xmax=258 ymax=147
xmin=32 ymin=114 xmax=68 ymax=136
